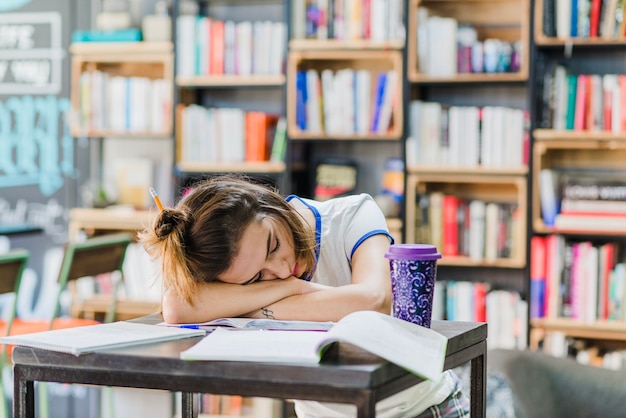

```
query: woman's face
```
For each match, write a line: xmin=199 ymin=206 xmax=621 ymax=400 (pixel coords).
xmin=218 ymin=217 xmax=302 ymax=284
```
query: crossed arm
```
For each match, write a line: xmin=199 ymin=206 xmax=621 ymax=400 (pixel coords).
xmin=161 ymin=235 xmax=392 ymax=324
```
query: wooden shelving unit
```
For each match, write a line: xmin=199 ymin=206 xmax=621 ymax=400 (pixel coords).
xmin=407 ymin=0 xmax=530 ymax=83
xmin=405 ymin=172 xmax=527 ymax=267
xmin=286 ymin=49 xmax=403 ymax=141
xmin=69 ymin=41 xmax=174 ymax=138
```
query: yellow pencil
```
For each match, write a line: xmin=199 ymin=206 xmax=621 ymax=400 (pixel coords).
xmin=149 ymin=187 xmax=164 ymax=212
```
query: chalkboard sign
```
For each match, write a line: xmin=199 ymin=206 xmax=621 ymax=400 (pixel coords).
xmin=0 ymin=0 xmax=91 ymax=317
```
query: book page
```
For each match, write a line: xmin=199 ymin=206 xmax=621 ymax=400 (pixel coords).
xmin=159 ymin=318 xmax=334 ymax=331
xmin=320 ymin=311 xmax=448 ymax=381
xmin=0 ymin=321 xmax=205 ymax=355
xmin=180 ymin=328 xmax=327 ymax=363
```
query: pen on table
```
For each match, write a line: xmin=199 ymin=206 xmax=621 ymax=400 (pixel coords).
xmin=178 ymin=325 xmax=200 ymax=330
xmin=150 ymin=187 xmax=164 ymax=212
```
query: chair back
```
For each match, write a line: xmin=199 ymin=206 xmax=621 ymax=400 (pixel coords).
xmin=52 ymin=233 xmax=133 ymax=325
xmin=0 ymin=249 xmax=28 ymax=372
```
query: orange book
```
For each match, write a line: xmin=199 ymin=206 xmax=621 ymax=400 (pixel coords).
xmin=210 ymin=20 xmax=225 ymax=75
xmin=245 ymin=112 xmax=267 ymax=162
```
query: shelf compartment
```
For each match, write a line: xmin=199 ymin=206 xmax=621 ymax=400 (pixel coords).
xmin=70 ymin=42 xmax=174 ymax=138
xmin=534 ymin=0 xmax=626 ymax=46
xmin=287 ymin=49 xmax=403 ymax=141
xmin=532 ymin=140 xmax=626 ymax=232
xmin=407 ymin=0 xmax=530 ymax=82
xmin=405 ymin=173 xmax=527 ymax=267
xmin=407 ymin=166 xmax=528 ymax=176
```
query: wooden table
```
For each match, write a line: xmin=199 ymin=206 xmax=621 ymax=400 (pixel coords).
xmin=12 ymin=317 xmax=487 ymax=418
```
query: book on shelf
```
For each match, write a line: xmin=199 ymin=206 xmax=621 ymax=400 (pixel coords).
xmin=180 ymin=310 xmax=448 ymax=381
xmin=0 ymin=321 xmax=204 ymax=356
xmin=554 ymin=212 xmax=626 ymax=231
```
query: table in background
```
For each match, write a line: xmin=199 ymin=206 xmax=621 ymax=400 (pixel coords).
xmin=12 ymin=317 xmax=487 ymax=418
xmin=68 ymin=207 xmax=155 ymax=242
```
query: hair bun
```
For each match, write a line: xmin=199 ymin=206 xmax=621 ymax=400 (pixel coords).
xmin=155 ymin=209 xmax=188 ymax=239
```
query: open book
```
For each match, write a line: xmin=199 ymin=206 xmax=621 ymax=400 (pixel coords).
xmin=180 ymin=310 xmax=448 ymax=381
xmin=159 ymin=317 xmax=334 ymax=332
xmin=0 ymin=321 xmax=205 ymax=356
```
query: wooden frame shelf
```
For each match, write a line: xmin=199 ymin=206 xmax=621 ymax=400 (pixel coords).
xmin=530 ymin=318 xmax=626 ymax=349
xmin=70 ymin=41 xmax=174 ymax=138
xmin=534 ymin=129 xmax=626 ymax=142
xmin=176 ymin=74 xmax=285 ymax=88
xmin=175 ymin=161 xmax=286 ymax=174
xmin=405 ymin=173 xmax=527 ymax=267
xmin=532 ymin=139 xmax=626 ymax=232
xmin=407 ymin=0 xmax=530 ymax=83
xmin=289 ymin=39 xmax=404 ymax=51
xmin=407 ymin=166 xmax=528 ymax=176
xmin=533 ymin=0 xmax=626 ymax=46
xmin=287 ymin=49 xmax=403 ymax=140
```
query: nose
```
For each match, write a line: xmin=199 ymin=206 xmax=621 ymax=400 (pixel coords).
xmin=261 ymin=258 xmax=291 ymax=281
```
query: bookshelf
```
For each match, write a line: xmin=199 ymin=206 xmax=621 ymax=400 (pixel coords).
xmin=70 ymin=41 xmax=174 ymax=138
xmin=171 ymin=0 xmax=289 ymax=193
xmin=529 ymin=0 xmax=626 ymax=361
xmin=403 ymin=0 xmax=531 ymax=340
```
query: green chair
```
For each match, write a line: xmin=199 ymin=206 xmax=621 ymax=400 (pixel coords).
xmin=51 ymin=232 xmax=134 ymax=326
xmin=0 ymin=249 xmax=29 ymax=418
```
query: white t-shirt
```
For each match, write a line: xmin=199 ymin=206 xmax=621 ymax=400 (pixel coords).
xmin=285 ymin=194 xmax=455 ymax=418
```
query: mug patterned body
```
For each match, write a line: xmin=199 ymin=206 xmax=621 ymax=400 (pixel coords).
xmin=389 ymin=259 xmax=437 ymax=328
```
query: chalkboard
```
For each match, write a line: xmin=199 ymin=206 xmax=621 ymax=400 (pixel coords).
xmin=0 ymin=0 xmax=91 ymax=317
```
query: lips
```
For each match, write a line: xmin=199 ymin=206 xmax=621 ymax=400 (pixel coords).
xmin=292 ymin=263 xmax=299 ymax=277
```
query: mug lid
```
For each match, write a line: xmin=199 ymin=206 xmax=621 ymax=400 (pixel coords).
xmin=385 ymin=244 xmax=442 ymax=261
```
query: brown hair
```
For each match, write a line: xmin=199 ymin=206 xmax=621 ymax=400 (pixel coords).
xmin=139 ymin=175 xmax=316 ymax=305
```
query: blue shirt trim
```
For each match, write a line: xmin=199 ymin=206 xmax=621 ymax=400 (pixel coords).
xmin=350 ymin=230 xmax=395 ymax=260
xmin=285 ymin=195 xmax=321 ymax=282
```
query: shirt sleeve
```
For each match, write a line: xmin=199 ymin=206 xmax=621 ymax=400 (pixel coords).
xmin=343 ymin=194 xmax=394 ymax=260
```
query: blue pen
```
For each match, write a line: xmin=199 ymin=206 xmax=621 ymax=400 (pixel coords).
xmin=179 ymin=325 xmax=200 ymax=330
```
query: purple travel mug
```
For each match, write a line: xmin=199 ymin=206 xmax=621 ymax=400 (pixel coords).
xmin=385 ymin=244 xmax=442 ymax=328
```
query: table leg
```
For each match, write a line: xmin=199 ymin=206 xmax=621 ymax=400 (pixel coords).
xmin=181 ymin=392 xmax=199 ymax=418
xmin=13 ymin=366 xmax=34 ymax=418
xmin=355 ymin=393 xmax=376 ymax=418
xmin=470 ymin=340 xmax=487 ymax=418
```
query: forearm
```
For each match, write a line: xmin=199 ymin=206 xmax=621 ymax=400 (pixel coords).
xmin=248 ymin=282 xmax=390 ymax=322
xmin=162 ymin=277 xmax=321 ymax=323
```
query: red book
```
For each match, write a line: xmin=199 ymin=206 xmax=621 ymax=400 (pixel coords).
xmin=530 ymin=236 xmax=547 ymax=318
xmin=620 ymin=75 xmax=626 ymax=132
xmin=603 ymin=76 xmax=613 ymax=131
xmin=210 ymin=20 xmax=225 ymax=75
xmin=473 ymin=283 xmax=487 ymax=323
xmin=590 ymin=0 xmax=602 ymax=37
xmin=573 ymin=74 xmax=588 ymax=131
xmin=442 ymin=195 xmax=460 ymax=256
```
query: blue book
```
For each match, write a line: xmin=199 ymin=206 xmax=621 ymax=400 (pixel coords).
xmin=570 ymin=0 xmax=578 ymax=37
xmin=370 ymin=72 xmax=387 ymax=133
xmin=296 ymin=71 xmax=308 ymax=130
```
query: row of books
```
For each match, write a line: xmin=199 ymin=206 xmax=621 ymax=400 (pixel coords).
xmin=177 ymin=104 xmax=286 ymax=164
xmin=176 ymin=16 xmax=286 ymax=77
xmin=406 ymin=101 xmax=529 ymax=169
xmin=540 ymin=332 xmax=626 ymax=370
xmin=414 ymin=192 xmax=523 ymax=262
xmin=291 ymin=0 xmax=405 ymax=41
xmin=199 ymin=394 xmax=279 ymax=417
xmin=531 ymin=235 xmax=626 ymax=323
xmin=416 ymin=8 xmax=523 ymax=76
xmin=542 ymin=65 xmax=626 ymax=132
xmin=539 ymin=168 xmax=626 ymax=231
xmin=433 ymin=281 xmax=527 ymax=350
xmin=542 ymin=0 xmax=626 ymax=39
xmin=77 ymin=71 xmax=171 ymax=135
xmin=295 ymin=68 xmax=397 ymax=135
